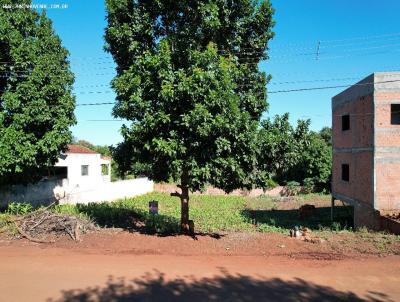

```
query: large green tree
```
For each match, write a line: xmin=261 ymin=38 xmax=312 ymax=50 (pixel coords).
xmin=258 ymin=113 xmax=332 ymax=192
xmin=0 ymin=1 xmax=76 ymax=186
xmin=105 ymin=0 xmax=274 ymax=233
xmin=257 ymin=113 xmax=310 ymax=179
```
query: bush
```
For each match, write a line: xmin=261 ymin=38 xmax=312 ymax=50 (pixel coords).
xmin=266 ymin=178 xmax=278 ymax=189
xmin=7 ymin=202 xmax=34 ymax=215
xmin=302 ymin=178 xmax=315 ymax=194
xmin=282 ymin=181 xmax=301 ymax=196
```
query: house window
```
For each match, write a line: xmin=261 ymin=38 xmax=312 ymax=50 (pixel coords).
xmin=341 ymin=164 xmax=349 ymax=182
xmin=81 ymin=165 xmax=89 ymax=176
xmin=391 ymin=104 xmax=400 ymax=125
xmin=101 ymin=164 xmax=109 ymax=176
xmin=342 ymin=114 xmax=350 ymax=131
xmin=54 ymin=167 xmax=68 ymax=179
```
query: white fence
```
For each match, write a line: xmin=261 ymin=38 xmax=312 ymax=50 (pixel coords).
xmin=0 ymin=178 xmax=154 ymax=207
xmin=60 ymin=178 xmax=154 ymax=204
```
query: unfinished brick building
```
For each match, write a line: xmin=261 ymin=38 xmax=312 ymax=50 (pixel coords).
xmin=332 ymin=72 xmax=400 ymax=229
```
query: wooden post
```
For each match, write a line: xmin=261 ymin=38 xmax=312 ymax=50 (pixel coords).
xmin=331 ymin=197 xmax=335 ymax=222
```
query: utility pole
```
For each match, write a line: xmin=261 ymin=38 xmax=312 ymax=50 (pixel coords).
xmin=316 ymin=41 xmax=321 ymax=60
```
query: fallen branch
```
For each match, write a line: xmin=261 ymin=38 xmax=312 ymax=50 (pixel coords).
xmin=14 ymin=223 xmax=55 ymax=244
xmin=12 ymin=209 xmax=95 ymax=243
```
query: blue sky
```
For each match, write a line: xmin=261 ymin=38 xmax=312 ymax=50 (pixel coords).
xmin=33 ymin=0 xmax=400 ymax=146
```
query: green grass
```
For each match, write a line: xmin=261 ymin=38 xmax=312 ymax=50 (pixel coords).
xmin=1 ymin=192 xmax=349 ymax=235
xmin=53 ymin=192 xmax=344 ymax=235
xmin=55 ymin=192 xmax=253 ymax=234
xmin=2 ymin=193 xmax=399 ymax=245
xmin=242 ymin=193 xmax=353 ymax=233
xmin=0 ymin=213 xmax=17 ymax=235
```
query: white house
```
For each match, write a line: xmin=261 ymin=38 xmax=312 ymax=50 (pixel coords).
xmin=0 ymin=145 xmax=154 ymax=207
xmin=55 ymin=144 xmax=112 ymax=187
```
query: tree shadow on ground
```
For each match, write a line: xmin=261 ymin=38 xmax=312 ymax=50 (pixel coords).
xmin=242 ymin=206 xmax=354 ymax=231
xmin=47 ymin=270 xmax=394 ymax=302
xmin=74 ymin=203 xmax=222 ymax=239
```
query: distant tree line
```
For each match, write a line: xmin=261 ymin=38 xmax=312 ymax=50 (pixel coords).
xmin=111 ymin=119 xmax=332 ymax=193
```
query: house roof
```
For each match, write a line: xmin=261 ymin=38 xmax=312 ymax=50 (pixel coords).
xmin=101 ymin=155 xmax=112 ymax=161
xmin=66 ymin=144 xmax=99 ymax=154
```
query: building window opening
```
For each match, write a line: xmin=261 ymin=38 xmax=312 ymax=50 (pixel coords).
xmin=341 ymin=164 xmax=349 ymax=182
xmin=342 ymin=114 xmax=350 ymax=131
xmin=81 ymin=165 xmax=89 ymax=176
xmin=101 ymin=164 xmax=109 ymax=176
xmin=391 ymin=104 xmax=400 ymax=125
xmin=54 ymin=167 xmax=68 ymax=179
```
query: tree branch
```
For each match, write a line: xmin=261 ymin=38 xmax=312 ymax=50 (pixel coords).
xmin=170 ymin=191 xmax=181 ymax=198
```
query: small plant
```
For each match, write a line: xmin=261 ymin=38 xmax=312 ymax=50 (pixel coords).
xmin=331 ymin=221 xmax=341 ymax=232
xmin=302 ymin=178 xmax=315 ymax=194
xmin=257 ymin=223 xmax=285 ymax=234
xmin=7 ymin=202 xmax=33 ymax=215
xmin=266 ymin=178 xmax=278 ymax=189
xmin=282 ymin=181 xmax=301 ymax=196
xmin=0 ymin=214 xmax=17 ymax=235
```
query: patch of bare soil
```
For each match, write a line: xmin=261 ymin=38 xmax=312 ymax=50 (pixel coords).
xmin=1 ymin=228 xmax=398 ymax=259
xmin=0 ymin=233 xmax=399 ymax=302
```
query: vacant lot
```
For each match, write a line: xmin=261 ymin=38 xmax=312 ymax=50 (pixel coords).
xmin=1 ymin=192 xmax=399 ymax=254
xmin=1 ymin=192 xmax=400 ymax=301
xmin=52 ymin=192 xmax=353 ymax=233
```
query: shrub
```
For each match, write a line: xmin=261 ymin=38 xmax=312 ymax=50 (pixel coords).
xmin=282 ymin=181 xmax=301 ymax=196
xmin=302 ymin=178 xmax=315 ymax=194
xmin=7 ymin=202 xmax=34 ymax=215
xmin=266 ymin=178 xmax=278 ymax=189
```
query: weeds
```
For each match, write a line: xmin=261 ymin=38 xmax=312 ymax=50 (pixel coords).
xmin=1 ymin=193 xmax=399 ymax=247
xmin=7 ymin=202 xmax=33 ymax=215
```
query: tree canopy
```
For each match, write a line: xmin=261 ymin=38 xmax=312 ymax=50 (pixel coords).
xmin=105 ymin=0 xmax=275 ymax=232
xmin=0 ymin=1 xmax=76 ymax=186
xmin=258 ymin=114 xmax=332 ymax=192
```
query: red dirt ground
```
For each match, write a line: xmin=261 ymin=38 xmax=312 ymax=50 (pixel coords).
xmin=0 ymin=231 xmax=399 ymax=302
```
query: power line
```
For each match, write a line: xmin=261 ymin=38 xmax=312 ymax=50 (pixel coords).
xmin=320 ymin=31 xmax=400 ymax=44
xmin=0 ymin=32 xmax=399 ymax=69
xmin=319 ymin=36 xmax=400 ymax=49
xmin=76 ymin=102 xmax=115 ymax=106
xmin=268 ymin=79 xmax=400 ymax=94
xmin=86 ymin=119 xmax=123 ymax=122
xmin=71 ymin=79 xmax=400 ymax=107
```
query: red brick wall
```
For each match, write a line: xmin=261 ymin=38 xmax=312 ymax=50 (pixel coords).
xmin=332 ymin=152 xmax=373 ymax=206
xmin=375 ymin=91 xmax=400 ymax=211
xmin=332 ymin=93 xmax=374 ymax=208
xmin=332 ymin=74 xmax=400 ymax=228
xmin=332 ymin=94 xmax=374 ymax=149
xmin=376 ymin=163 xmax=400 ymax=210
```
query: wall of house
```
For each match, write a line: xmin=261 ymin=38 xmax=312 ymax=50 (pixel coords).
xmin=56 ymin=153 xmax=110 ymax=187
xmin=374 ymin=73 xmax=400 ymax=212
xmin=332 ymin=72 xmax=400 ymax=229
xmin=332 ymin=75 xmax=375 ymax=214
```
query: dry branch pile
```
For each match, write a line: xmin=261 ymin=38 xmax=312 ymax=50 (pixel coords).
xmin=14 ymin=208 xmax=96 ymax=243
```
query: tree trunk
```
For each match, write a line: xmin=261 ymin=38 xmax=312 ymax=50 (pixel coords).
xmin=180 ymin=184 xmax=190 ymax=234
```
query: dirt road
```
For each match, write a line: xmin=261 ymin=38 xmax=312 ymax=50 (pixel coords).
xmin=0 ymin=243 xmax=399 ymax=302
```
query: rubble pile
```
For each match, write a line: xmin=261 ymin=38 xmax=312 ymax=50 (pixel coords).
xmin=13 ymin=207 xmax=96 ymax=243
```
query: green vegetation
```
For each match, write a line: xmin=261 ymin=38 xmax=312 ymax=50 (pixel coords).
xmin=258 ymin=114 xmax=332 ymax=193
xmin=1 ymin=193 xmax=399 ymax=253
xmin=55 ymin=192 xmax=252 ymax=234
xmin=105 ymin=0 xmax=275 ymax=232
xmin=0 ymin=4 xmax=76 ymax=186
xmin=6 ymin=202 xmax=33 ymax=216
xmin=1 ymin=193 xmax=344 ymax=235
